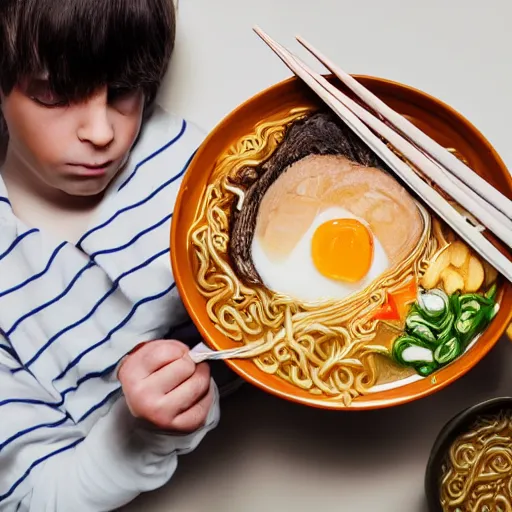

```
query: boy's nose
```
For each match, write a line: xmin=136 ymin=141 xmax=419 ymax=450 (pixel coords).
xmin=76 ymin=89 xmax=115 ymax=148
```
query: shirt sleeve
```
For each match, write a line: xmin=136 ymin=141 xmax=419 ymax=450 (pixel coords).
xmin=0 ymin=358 xmax=220 ymax=512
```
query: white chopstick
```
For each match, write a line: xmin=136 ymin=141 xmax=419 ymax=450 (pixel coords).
xmin=253 ymin=26 xmax=512 ymax=283
xmin=296 ymin=35 xmax=512 ymax=222
xmin=253 ymin=29 xmax=512 ymax=244
xmin=283 ymin=46 xmax=512 ymax=248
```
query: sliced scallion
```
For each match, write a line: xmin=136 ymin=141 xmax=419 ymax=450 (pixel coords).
xmin=390 ymin=286 xmax=499 ymax=378
xmin=410 ymin=324 xmax=436 ymax=344
xmin=434 ymin=337 xmax=461 ymax=365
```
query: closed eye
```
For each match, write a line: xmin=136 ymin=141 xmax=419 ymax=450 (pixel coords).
xmin=108 ymin=86 xmax=141 ymax=105
xmin=25 ymin=79 xmax=67 ymax=108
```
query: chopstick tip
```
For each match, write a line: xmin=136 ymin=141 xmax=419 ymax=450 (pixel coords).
xmin=253 ymin=25 xmax=273 ymax=45
xmin=296 ymin=35 xmax=312 ymax=52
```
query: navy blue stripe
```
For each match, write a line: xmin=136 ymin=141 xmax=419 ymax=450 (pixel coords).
xmin=6 ymin=262 xmax=95 ymax=337
xmin=118 ymin=119 xmax=187 ymax=192
xmin=90 ymin=213 xmax=172 ymax=259
xmin=60 ymin=362 xmax=119 ymax=399
xmin=0 ymin=343 xmax=15 ymax=358
xmin=55 ymin=282 xmax=176 ymax=381
xmin=0 ymin=396 xmax=63 ymax=409
xmin=0 ymin=437 xmax=84 ymax=502
xmin=0 ymin=197 xmax=10 ymax=206
xmin=0 ymin=417 xmax=67 ymax=452
xmin=1 ymin=373 xmax=119 ymax=413
xmin=0 ymin=343 xmax=23 ymax=367
xmin=25 ymin=248 xmax=170 ymax=368
xmin=0 ymin=242 xmax=67 ymax=299
xmin=7 ymin=209 xmax=172 ymax=340
xmin=78 ymin=387 xmax=121 ymax=423
xmin=77 ymin=150 xmax=195 ymax=248
xmin=0 ymin=229 xmax=38 ymax=261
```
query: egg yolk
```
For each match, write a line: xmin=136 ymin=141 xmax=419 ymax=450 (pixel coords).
xmin=311 ymin=218 xmax=374 ymax=283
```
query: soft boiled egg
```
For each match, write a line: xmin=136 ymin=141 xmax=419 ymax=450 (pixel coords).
xmin=252 ymin=207 xmax=389 ymax=302
xmin=251 ymin=154 xmax=423 ymax=303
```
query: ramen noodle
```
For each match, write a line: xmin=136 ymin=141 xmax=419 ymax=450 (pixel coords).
xmin=188 ymin=108 xmax=499 ymax=405
xmin=440 ymin=410 xmax=512 ymax=511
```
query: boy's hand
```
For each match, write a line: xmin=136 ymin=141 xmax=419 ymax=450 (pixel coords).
xmin=118 ymin=340 xmax=213 ymax=433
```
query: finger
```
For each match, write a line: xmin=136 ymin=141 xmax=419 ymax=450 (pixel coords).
xmin=165 ymin=363 xmax=211 ymax=414
xmin=119 ymin=340 xmax=189 ymax=384
xmin=170 ymin=384 xmax=215 ymax=433
xmin=147 ymin=356 xmax=197 ymax=394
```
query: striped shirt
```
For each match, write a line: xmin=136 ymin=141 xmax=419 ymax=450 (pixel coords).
xmin=0 ymin=106 xmax=220 ymax=511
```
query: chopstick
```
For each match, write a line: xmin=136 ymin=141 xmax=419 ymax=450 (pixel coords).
xmin=296 ymin=52 xmax=512 ymax=247
xmin=296 ymin=36 xmax=512 ymax=222
xmin=254 ymin=27 xmax=512 ymax=242
xmin=252 ymin=26 xmax=512 ymax=284
xmin=284 ymin=55 xmax=512 ymax=247
xmin=295 ymin=35 xmax=512 ymax=236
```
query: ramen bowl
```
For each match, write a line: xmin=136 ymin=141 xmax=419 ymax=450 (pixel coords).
xmin=425 ymin=397 xmax=512 ymax=511
xmin=171 ymin=75 xmax=512 ymax=410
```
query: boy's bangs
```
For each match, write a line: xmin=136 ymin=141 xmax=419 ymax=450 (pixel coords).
xmin=1 ymin=0 xmax=175 ymax=100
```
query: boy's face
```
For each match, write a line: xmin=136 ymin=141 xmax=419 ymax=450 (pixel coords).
xmin=1 ymin=79 xmax=144 ymax=197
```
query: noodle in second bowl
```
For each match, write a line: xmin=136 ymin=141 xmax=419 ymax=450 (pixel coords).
xmin=440 ymin=410 xmax=512 ymax=511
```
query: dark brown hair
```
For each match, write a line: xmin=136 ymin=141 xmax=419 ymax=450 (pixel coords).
xmin=0 ymin=0 xmax=176 ymax=105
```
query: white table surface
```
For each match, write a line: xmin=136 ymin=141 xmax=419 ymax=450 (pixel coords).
xmin=124 ymin=1 xmax=512 ymax=511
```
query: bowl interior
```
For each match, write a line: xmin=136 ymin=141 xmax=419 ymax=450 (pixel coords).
xmin=425 ymin=397 xmax=512 ymax=511
xmin=171 ymin=74 xmax=512 ymax=410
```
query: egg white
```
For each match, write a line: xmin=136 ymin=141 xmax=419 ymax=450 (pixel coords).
xmin=251 ymin=206 xmax=390 ymax=303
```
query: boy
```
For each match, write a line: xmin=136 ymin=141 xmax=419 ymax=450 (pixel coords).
xmin=0 ymin=0 xmax=227 ymax=510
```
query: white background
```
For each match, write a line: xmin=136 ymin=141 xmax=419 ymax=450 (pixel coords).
xmin=124 ymin=1 xmax=512 ymax=511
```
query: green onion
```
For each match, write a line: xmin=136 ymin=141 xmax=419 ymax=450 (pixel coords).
xmin=461 ymin=300 xmax=481 ymax=312
xmin=418 ymin=289 xmax=448 ymax=318
xmin=437 ymin=315 xmax=455 ymax=343
xmin=456 ymin=309 xmax=490 ymax=346
xmin=437 ymin=310 xmax=455 ymax=332
xmin=406 ymin=313 xmax=440 ymax=332
xmin=455 ymin=317 xmax=472 ymax=334
xmin=488 ymin=303 xmax=500 ymax=321
xmin=460 ymin=310 xmax=473 ymax=322
xmin=410 ymin=324 xmax=436 ymax=344
xmin=392 ymin=336 xmax=433 ymax=366
xmin=415 ymin=362 xmax=438 ymax=377
xmin=390 ymin=286 xmax=498 ymax=378
xmin=460 ymin=293 xmax=494 ymax=307
xmin=434 ymin=336 xmax=461 ymax=365
xmin=450 ymin=293 xmax=461 ymax=319
xmin=485 ymin=283 xmax=497 ymax=300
